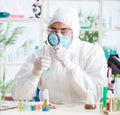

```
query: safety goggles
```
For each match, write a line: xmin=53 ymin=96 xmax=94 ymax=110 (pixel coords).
xmin=47 ymin=28 xmax=72 ymax=36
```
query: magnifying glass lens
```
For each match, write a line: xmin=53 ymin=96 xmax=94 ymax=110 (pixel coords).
xmin=48 ymin=33 xmax=60 ymax=46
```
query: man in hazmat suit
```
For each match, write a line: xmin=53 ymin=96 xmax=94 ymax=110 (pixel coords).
xmin=11 ymin=7 xmax=107 ymax=104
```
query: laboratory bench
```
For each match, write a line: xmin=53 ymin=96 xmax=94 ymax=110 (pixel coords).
xmin=0 ymin=101 xmax=103 ymax=115
xmin=0 ymin=101 xmax=120 ymax=115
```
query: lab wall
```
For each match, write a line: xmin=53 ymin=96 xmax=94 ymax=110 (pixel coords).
xmin=0 ymin=0 xmax=120 ymax=96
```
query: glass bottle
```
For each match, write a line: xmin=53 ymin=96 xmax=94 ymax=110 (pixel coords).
xmin=84 ymin=90 xmax=96 ymax=109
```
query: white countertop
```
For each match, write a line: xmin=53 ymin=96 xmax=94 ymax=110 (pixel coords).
xmin=0 ymin=102 xmax=104 ymax=115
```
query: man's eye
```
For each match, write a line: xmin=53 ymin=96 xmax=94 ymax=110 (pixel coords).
xmin=61 ymin=30 xmax=68 ymax=33
xmin=49 ymin=30 xmax=56 ymax=33
xmin=52 ymin=30 xmax=57 ymax=33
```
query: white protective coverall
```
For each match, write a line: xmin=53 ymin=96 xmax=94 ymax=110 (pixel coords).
xmin=11 ymin=7 xmax=107 ymax=104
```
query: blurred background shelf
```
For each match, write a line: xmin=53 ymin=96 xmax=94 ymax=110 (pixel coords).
xmin=0 ymin=62 xmax=23 ymax=66
xmin=0 ymin=18 xmax=48 ymax=23
xmin=0 ymin=0 xmax=120 ymax=99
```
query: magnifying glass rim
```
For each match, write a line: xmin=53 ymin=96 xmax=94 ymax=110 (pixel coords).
xmin=48 ymin=33 xmax=60 ymax=46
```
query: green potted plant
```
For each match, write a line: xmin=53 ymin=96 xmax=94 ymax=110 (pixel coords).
xmin=78 ymin=10 xmax=99 ymax=43
xmin=0 ymin=22 xmax=24 ymax=100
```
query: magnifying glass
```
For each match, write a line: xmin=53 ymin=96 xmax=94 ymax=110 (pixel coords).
xmin=48 ymin=33 xmax=60 ymax=46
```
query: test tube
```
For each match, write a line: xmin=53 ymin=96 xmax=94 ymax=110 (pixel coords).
xmin=84 ymin=90 xmax=96 ymax=109
xmin=37 ymin=102 xmax=42 ymax=111
xmin=103 ymin=87 xmax=108 ymax=110
xmin=43 ymin=45 xmax=51 ymax=74
xmin=18 ymin=101 xmax=24 ymax=111
xmin=31 ymin=102 xmax=34 ymax=111
xmin=42 ymin=89 xmax=49 ymax=111
xmin=118 ymin=100 xmax=120 ymax=111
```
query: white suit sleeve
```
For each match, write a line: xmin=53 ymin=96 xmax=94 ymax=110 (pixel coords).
xmin=66 ymin=45 xmax=107 ymax=102
xmin=11 ymin=52 xmax=40 ymax=101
